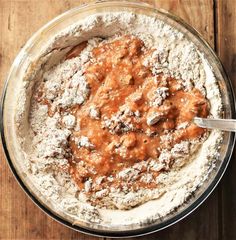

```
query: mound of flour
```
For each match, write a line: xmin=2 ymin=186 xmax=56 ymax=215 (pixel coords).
xmin=15 ymin=12 xmax=222 ymax=227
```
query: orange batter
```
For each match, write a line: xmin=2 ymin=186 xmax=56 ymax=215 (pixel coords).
xmin=35 ymin=35 xmax=209 ymax=196
xmin=60 ymin=36 xmax=209 ymax=192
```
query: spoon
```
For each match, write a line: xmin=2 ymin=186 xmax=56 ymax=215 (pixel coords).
xmin=194 ymin=117 xmax=236 ymax=132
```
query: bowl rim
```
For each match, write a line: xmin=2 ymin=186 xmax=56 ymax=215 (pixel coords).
xmin=1 ymin=0 xmax=235 ymax=238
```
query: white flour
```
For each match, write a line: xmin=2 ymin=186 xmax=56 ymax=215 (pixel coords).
xmin=15 ymin=12 xmax=223 ymax=227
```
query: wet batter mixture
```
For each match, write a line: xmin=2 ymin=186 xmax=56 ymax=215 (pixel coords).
xmin=33 ymin=35 xmax=209 ymax=208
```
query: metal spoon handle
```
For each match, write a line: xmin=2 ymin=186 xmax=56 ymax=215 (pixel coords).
xmin=194 ymin=117 xmax=236 ymax=132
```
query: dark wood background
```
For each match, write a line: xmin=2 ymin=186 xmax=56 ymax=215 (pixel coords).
xmin=0 ymin=0 xmax=235 ymax=239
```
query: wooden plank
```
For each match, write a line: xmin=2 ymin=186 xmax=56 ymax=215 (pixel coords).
xmin=0 ymin=1 xmax=102 ymax=239
xmin=107 ymin=1 xmax=219 ymax=240
xmin=0 ymin=0 xmax=219 ymax=239
xmin=109 ymin=0 xmax=218 ymax=239
xmin=216 ymin=0 xmax=236 ymax=239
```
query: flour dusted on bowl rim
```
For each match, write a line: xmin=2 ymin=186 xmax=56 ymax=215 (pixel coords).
xmin=15 ymin=12 xmax=223 ymax=226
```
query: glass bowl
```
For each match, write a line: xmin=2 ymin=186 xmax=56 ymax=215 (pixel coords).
xmin=1 ymin=0 xmax=235 ymax=237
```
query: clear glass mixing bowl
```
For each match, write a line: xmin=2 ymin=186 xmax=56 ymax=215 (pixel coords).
xmin=1 ymin=1 xmax=235 ymax=237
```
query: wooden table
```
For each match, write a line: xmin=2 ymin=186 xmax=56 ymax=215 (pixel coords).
xmin=0 ymin=0 xmax=235 ymax=239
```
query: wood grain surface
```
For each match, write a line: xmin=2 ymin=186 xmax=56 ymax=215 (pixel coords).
xmin=0 ymin=0 xmax=235 ymax=239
